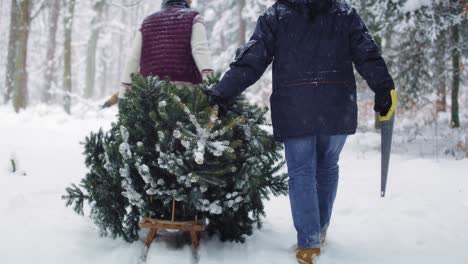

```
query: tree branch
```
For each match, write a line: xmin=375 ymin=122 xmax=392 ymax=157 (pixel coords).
xmin=30 ymin=0 xmax=47 ymax=20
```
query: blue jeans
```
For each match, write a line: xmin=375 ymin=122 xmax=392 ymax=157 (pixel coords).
xmin=284 ymin=135 xmax=347 ymax=249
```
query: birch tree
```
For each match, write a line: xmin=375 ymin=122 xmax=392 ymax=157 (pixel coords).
xmin=237 ymin=0 xmax=246 ymax=46
xmin=43 ymin=0 xmax=61 ymax=103
xmin=63 ymin=0 xmax=76 ymax=114
xmin=84 ymin=0 xmax=106 ymax=99
xmin=13 ymin=0 xmax=32 ymax=112
xmin=4 ymin=0 xmax=19 ymax=103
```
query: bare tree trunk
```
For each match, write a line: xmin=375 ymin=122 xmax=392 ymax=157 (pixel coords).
xmin=63 ymin=0 xmax=76 ymax=114
xmin=450 ymin=24 xmax=460 ymax=128
xmin=435 ymin=60 xmax=447 ymax=113
xmin=436 ymin=77 xmax=447 ymax=113
xmin=99 ymin=4 xmax=111 ymax=98
xmin=84 ymin=0 xmax=106 ymax=99
xmin=100 ymin=51 xmax=109 ymax=98
xmin=434 ymin=31 xmax=448 ymax=113
xmin=116 ymin=8 xmax=125 ymax=91
xmin=4 ymin=0 xmax=19 ymax=103
xmin=237 ymin=0 xmax=246 ymax=46
xmin=13 ymin=0 xmax=32 ymax=113
xmin=42 ymin=0 xmax=61 ymax=103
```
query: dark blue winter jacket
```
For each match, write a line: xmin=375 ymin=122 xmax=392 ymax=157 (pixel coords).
xmin=214 ymin=0 xmax=395 ymax=141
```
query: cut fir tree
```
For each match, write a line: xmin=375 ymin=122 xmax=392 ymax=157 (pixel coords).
xmin=63 ymin=74 xmax=288 ymax=243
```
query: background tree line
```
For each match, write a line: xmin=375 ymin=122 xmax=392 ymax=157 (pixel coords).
xmin=0 ymin=0 xmax=159 ymax=114
xmin=0 ymin=0 xmax=466 ymax=128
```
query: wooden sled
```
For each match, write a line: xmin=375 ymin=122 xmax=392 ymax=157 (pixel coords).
xmin=140 ymin=200 xmax=206 ymax=259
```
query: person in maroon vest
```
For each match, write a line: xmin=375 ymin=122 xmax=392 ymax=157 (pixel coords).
xmin=102 ymin=0 xmax=213 ymax=108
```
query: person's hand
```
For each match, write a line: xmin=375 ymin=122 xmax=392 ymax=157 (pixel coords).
xmin=375 ymin=89 xmax=397 ymax=121
xmin=101 ymin=93 xmax=119 ymax=109
xmin=201 ymin=69 xmax=214 ymax=81
xmin=101 ymin=102 xmax=111 ymax=109
xmin=206 ymin=89 xmax=223 ymax=106
xmin=206 ymin=89 xmax=230 ymax=115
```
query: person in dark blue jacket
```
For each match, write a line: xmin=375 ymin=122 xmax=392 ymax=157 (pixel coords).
xmin=209 ymin=0 xmax=396 ymax=263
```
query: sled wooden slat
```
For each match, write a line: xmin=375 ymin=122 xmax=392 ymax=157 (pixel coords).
xmin=141 ymin=218 xmax=206 ymax=231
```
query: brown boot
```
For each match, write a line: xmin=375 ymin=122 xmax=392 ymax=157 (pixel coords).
xmin=296 ymin=248 xmax=321 ymax=264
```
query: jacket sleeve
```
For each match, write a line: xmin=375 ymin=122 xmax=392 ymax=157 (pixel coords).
xmin=214 ymin=12 xmax=275 ymax=99
xmin=191 ymin=15 xmax=213 ymax=74
xmin=349 ymin=10 xmax=394 ymax=95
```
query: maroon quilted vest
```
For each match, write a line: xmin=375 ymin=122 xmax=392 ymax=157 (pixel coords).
xmin=140 ymin=8 xmax=202 ymax=84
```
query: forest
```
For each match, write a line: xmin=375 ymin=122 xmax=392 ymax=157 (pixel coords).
xmin=0 ymin=0 xmax=466 ymax=147
xmin=0 ymin=1 xmax=467 ymax=263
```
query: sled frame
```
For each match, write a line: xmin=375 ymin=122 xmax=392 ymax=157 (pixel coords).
xmin=140 ymin=200 xmax=206 ymax=259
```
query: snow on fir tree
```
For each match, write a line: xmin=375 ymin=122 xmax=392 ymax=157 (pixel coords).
xmin=62 ymin=74 xmax=288 ymax=243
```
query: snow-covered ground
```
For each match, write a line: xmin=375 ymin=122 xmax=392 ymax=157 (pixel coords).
xmin=1 ymin=105 xmax=467 ymax=264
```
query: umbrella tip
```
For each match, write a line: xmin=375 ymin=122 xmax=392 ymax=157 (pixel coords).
xmin=381 ymin=191 xmax=386 ymax=198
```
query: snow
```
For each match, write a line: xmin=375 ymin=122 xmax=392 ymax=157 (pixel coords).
xmin=1 ymin=105 xmax=468 ymax=264
xmin=401 ymin=0 xmax=433 ymax=13
xmin=173 ymin=130 xmax=182 ymax=139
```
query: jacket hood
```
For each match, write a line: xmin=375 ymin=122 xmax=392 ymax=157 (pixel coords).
xmin=162 ymin=0 xmax=190 ymax=9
